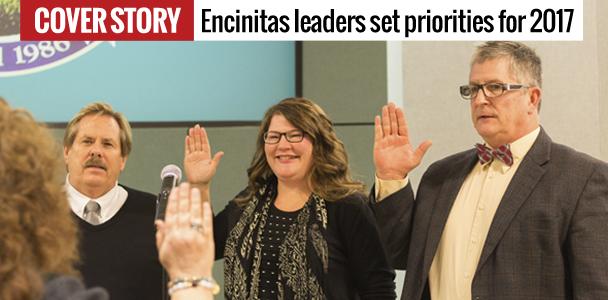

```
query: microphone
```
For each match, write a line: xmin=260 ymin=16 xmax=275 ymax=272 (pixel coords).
xmin=155 ymin=164 xmax=182 ymax=220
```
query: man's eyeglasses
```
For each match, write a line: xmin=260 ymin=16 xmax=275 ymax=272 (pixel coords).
xmin=459 ymin=83 xmax=529 ymax=100
xmin=263 ymin=130 xmax=306 ymax=144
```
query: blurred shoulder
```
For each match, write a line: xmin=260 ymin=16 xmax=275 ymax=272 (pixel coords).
xmin=42 ymin=275 xmax=109 ymax=300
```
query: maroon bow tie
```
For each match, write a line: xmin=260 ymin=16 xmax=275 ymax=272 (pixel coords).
xmin=475 ymin=143 xmax=513 ymax=166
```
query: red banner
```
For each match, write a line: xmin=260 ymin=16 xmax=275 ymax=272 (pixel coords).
xmin=20 ymin=0 xmax=194 ymax=41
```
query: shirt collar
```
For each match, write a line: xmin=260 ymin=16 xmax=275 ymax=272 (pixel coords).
xmin=507 ymin=126 xmax=540 ymax=162
xmin=482 ymin=126 xmax=540 ymax=173
xmin=65 ymin=174 xmax=120 ymax=218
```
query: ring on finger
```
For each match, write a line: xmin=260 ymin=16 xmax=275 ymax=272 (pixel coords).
xmin=190 ymin=220 xmax=204 ymax=233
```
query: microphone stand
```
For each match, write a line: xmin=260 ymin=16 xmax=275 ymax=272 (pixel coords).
xmin=162 ymin=268 xmax=169 ymax=300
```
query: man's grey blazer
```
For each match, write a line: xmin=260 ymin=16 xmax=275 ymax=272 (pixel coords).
xmin=372 ymin=128 xmax=608 ymax=300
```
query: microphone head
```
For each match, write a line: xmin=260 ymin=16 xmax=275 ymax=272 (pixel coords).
xmin=160 ymin=164 xmax=182 ymax=182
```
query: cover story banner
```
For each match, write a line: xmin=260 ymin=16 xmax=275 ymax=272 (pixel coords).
xmin=16 ymin=0 xmax=583 ymax=41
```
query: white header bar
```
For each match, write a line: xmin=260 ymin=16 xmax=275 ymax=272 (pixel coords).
xmin=194 ymin=0 xmax=583 ymax=41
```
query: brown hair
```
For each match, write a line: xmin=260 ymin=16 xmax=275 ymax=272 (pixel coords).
xmin=236 ymin=97 xmax=364 ymax=206
xmin=63 ymin=102 xmax=132 ymax=157
xmin=0 ymin=99 xmax=79 ymax=300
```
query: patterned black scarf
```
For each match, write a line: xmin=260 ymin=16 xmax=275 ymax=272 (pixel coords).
xmin=224 ymin=180 xmax=329 ymax=299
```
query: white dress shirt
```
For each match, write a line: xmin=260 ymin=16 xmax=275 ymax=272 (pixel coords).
xmin=65 ymin=174 xmax=128 ymax=225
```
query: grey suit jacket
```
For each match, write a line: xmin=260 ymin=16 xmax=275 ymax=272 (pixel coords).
xmin=372 ymin=129 xmax=608 ymax=300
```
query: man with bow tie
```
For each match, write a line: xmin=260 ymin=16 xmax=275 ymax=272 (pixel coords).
xmin=371 ymin=41 xmax=608 ymax=300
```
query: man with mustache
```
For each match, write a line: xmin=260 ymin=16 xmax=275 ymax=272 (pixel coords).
xmin=372 ymin=42 xmax=608 ymax=299
xmin=63 ymin=102 xmax=163 ymax=300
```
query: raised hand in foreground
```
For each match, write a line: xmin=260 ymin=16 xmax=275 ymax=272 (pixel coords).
xmin=155 ymin=182 xmax=217 ymax=300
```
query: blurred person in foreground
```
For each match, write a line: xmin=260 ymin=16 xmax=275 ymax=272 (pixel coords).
xmin=0 ymin=98 xmax=108 ymax=300
xmin=184 ymin=97 xmax=396 ymax=299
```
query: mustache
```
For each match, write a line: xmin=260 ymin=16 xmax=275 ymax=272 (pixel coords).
xmin=84 ymin=157 xmax=107 ymax=170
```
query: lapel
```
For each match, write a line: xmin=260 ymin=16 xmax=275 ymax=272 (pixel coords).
xmin=475 ymin=128 xmax=552 ymax=272
xmin=422 ymin=150 xmax=478 ymax=273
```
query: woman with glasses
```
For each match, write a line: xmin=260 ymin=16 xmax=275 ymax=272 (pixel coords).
xmin=183 ymin=97 xmax=396 ymax=299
